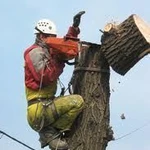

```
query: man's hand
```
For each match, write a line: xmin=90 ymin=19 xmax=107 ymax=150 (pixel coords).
xmin=73 ymin=11 xmax=85 ymax=27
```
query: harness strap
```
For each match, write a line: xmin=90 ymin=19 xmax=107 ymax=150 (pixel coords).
xmin=48 ymin=103 xmax=59 ymax=121
xmin=74 ymin=67 xmax=110 ymax=73
xmin=28 ymin=98 xmax=52 ymax=107
xmin=28 ymin=98 xmax=59 ymax=121
xmin=28 ymin=99 xmax=41 ymax=107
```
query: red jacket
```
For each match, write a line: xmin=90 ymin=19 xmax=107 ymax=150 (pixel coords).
xmin=24 ymin=26 xmax=79 ymax=90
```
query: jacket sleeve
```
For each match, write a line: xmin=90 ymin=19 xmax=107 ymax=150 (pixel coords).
xmin=65 ymin=26 xmax=80 ymax=38
xmin=25 ymin=47 xmax=65 ymax=86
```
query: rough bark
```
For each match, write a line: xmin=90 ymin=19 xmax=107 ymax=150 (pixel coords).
xmin=101 ymin=14 xmax=150 ymax=75
xmin=66 ymin=43 xmax=112 ymax=150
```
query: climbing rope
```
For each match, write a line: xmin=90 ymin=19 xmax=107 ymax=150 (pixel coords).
xmin=33 ymin=60 xmax=46 ymax=132
xmin=58 ymin=78 xmax=66 ymax=96
xmin=55 ymin=136 xmax=61 ymax=150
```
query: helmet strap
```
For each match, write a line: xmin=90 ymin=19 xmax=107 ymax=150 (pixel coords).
xmin=35 ymin=26 xmax=43 ymax=34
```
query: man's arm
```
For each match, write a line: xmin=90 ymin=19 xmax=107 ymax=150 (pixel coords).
xmin=65 ymin=11 xmax=85 ymax=38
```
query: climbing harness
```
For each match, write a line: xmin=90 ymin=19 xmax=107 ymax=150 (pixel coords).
xmin=32 ymin=59 xmax=58 ymax=131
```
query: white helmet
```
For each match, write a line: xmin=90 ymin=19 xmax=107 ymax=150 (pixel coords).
xmin=34 ymin=19 xmax=57 ymax=35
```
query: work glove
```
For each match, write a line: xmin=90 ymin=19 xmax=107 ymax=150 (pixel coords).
xmin=73 ymin=11 xmax=85 ymax=27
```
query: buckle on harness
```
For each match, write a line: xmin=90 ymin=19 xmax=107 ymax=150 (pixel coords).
xmin=28 ymin=98 xmax=53 ymax=107
xmin=42 ymin=101 xmax=52 ymax=107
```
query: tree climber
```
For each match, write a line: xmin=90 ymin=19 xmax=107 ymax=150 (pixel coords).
xmin=24 ymin=11 xmax=85 ymax=150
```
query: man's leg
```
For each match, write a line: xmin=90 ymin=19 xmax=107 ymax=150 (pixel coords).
xmin=39 ymin=94 xmax=84 ymax=149
xmin=52 ymin=94 xmax=84 ymax=130
xmin=39 ymin=126 xmax=68 ymax=150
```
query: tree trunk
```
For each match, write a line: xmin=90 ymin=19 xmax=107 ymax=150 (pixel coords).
xmin=66 ymin=43 xmax=112 ymax=150
xmin=101 ymin=14 xmax=150 ymax=75
xmin=65 ymin=14 xmax=150 ymax=150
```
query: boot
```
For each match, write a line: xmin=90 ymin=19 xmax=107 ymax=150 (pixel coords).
xmin=39 ymin=127 xmax=68 ymax=150
xmin=49 ymin=137 xmax=68 ymax=150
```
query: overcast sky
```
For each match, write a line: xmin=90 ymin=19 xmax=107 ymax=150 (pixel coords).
xmin=0 ymin=1 xmax=150 ymax=150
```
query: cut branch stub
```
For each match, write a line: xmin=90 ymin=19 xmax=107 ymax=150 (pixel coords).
xmin=101 ymin=14 xmax=150 ymax=75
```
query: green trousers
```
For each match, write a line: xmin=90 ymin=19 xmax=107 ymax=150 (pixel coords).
xmin=27 ymin=94 xmax=84 ymax=131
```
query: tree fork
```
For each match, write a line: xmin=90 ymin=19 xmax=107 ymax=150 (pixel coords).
xmin=66 ymin=43 xmax=113 ymax=150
